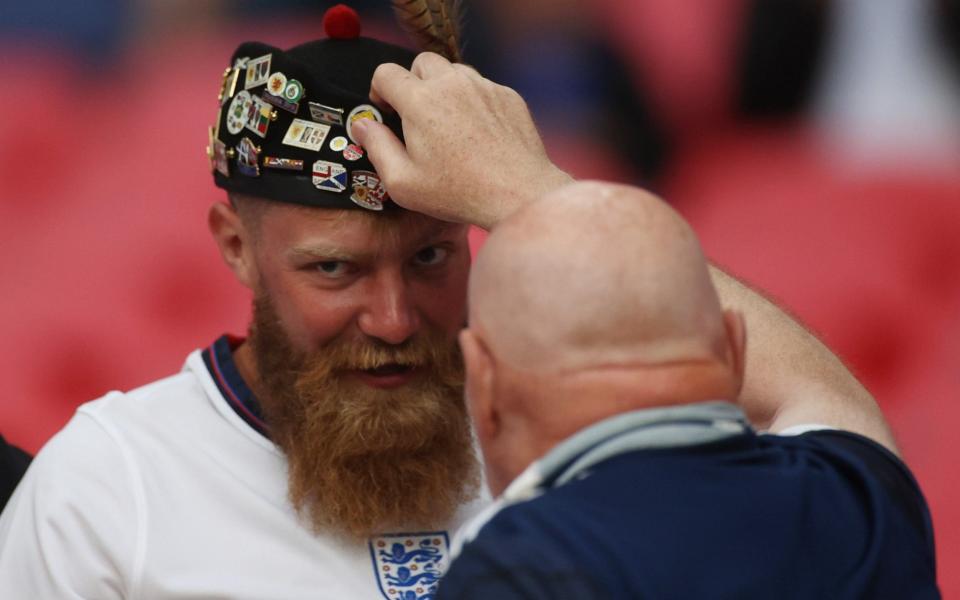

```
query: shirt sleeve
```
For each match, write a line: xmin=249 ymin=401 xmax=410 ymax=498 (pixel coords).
xmin=0 ymin=405 xmax=142 ymax=599
xmin=800 ymin=429 xmax=935 ymax=543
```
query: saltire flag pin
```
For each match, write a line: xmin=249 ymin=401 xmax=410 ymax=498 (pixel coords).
xmin=236 ymin=137 xmax=262 ymax=177
xmin=312 ymin=160 xmax=347 ymax=192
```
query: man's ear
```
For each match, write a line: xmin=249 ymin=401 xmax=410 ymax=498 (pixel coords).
xmin=208 ymin=201 xmax=257 ymax=289
xmin=723 ymin=309 xmax=747 ymax=396
xmin=459 ymin=328 xmax=499 ymax=442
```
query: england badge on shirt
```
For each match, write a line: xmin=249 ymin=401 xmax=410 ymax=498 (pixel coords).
xmin=312 ymin=160 xmax=347 ymax=192
xmin=369 ymin=532 xmax=450 ymax=600
xmin=282 ymin=118 xmax=331 ymax=152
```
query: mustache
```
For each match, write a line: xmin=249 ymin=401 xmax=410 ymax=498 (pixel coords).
xmin=324 ymin=339 xmax=435 ymax=370
xmin=282 ymin=331 xmax=466 ymax=395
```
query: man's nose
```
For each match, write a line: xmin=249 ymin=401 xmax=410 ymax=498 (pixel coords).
xmin=357 ymin=272 xmax=421 ymax=345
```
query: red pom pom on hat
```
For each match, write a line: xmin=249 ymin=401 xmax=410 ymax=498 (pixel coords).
xmin=323 ymin=4 xmax=362 ymax=39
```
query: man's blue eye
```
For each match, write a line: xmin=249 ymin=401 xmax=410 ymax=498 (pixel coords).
xmin=316 ymin=261 xmax=347 ymax=276
xmin=414 ymin=246 xmax=448 ymax=266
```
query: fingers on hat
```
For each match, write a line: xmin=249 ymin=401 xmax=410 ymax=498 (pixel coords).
xmin=452 ymin=63 xmax=483 ymax=80
xmin=355 ymin=121 xmax=415 ymax=204
xmin=411 ymin=52 xmax=454 ymax=79
xmin=370 ymin=63 xmax=420 ymax=113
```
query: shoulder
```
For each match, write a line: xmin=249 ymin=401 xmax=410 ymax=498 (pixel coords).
xmin=8 ymin=389 xmax=153 ymax=518
xmin=0 ymin=395 xmax=149 ymax=598
xmin=83 ymin=366 xmax=207 ymax=423
xmin=767 ymin=428 xmax=934 ymax=538
xmin=439 ymin=497 xmax=606 ymax=600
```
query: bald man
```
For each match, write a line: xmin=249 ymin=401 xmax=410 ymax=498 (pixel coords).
xmin=352 ymin=52 xmax=941 ymax=598
xmin=460 ymin=182 xmax=749 ymax=497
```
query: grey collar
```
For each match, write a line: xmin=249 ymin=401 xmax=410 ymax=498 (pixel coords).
xmin=450 ymin=401 xmax=751 ymax=560
xmin=504 ymin=401 xmax=750 ymax=502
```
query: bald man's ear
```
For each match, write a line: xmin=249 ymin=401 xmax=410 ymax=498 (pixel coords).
xmin=723 ymin=309 xmax=747 ymax=396
xmin=459 ymin=329 xmax=499 ymax=443
xmin=209 ymin=201 xmax=257 ymax=289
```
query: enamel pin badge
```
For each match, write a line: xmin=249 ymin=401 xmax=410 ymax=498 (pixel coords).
xmin=282 ymin=118 xmax=331 ymax=152
xmin=346 ymin=104 xmax=383 ymax=143
xmin=309 ymin=102 xmax=344 ymax=126
xmin=350 ymin=170 xmax=387 ymax=210
xmin=236 ymin=137 xmax=261 ymax=177
xmin=283 ymin=79 xmax=305 ymax=103
xmin=213 ymin=139 xmax=230 ymax=177
xmin=266 ymin=72 xmax=288 ymax=97
xmin=343 ymin=143 xmax=363 ymax=161
xmin=221 ymin=58 xmax=246 ymax=104
xmin=312 ymin=159 xmax=347 ymax=192
xmin=245 ymin=54 xmax=271 ymax=89
xmin=262 ymin=90 xmax=299 ymax=114
xmin=244 ymin=94 xmax=272 ymax=138
xmin=217 ymin=67 xmax=232 ymax=104
xmin=226 ymin=91 xmax=253 ymax=135
xmin=263 ymin=156 xmax=304 ymax=171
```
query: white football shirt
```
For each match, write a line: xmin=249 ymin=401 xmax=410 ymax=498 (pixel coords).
xmin=0 ymin=345 xmax=488 ymax=599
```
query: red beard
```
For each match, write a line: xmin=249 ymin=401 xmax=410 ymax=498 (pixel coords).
xmin=250 ymin=295 xmax=479 ymax=540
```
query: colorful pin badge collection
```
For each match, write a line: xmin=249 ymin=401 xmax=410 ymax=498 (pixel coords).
xmin=207 ymin=52 xmax=387 ymax=210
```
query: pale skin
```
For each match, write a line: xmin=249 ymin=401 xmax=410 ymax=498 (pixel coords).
xmin=207 ymin=196 xmax=473 ymax=396
xmin=353 ymin=52 xmax=899 ymax=492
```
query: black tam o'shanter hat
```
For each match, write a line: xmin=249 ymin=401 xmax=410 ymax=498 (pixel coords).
xmin=208 ymin=5 xmax=420 ymax=211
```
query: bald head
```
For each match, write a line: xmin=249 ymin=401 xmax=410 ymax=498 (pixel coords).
xmin=469 ymin=181 xmax=730 ymax=374
xmin=461 ymin=182 xmax=746 ymax=495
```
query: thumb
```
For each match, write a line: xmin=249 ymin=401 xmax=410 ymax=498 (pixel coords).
xmin=353 ymin=120 xmax=415 ymax=203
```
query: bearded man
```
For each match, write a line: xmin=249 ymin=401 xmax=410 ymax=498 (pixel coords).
xmin=0 ymin=6 xmax=483 ymax=599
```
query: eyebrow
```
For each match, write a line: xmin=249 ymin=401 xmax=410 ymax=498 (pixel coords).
xmin=287 ymin=245 xmax=369 ymax=262
xmin=287 ymin=222 xmax=464 ymax=263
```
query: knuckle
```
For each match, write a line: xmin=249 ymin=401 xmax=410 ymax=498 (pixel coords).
xmin=411 ymin=53 xmax=429 ymax=70
xmin=385 ymin=173 xmax=412 ymax=198
xmin=372 ymin=62 xmax=401 ymax=84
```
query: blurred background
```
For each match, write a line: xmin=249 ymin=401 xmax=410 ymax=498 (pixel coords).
xmin=0 ymin=0 xmax=957 ymax=592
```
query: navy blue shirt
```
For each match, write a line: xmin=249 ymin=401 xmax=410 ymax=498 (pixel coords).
xmin=438 ymin=413 xmax=939 ymax=599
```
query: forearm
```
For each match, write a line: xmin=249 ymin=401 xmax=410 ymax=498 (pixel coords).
xmin=709 ymin=265 xmax=899 ymax=454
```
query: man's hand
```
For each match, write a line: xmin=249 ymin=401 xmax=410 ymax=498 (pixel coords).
xmin=353 ymin=52 xmax=571 ymax=229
